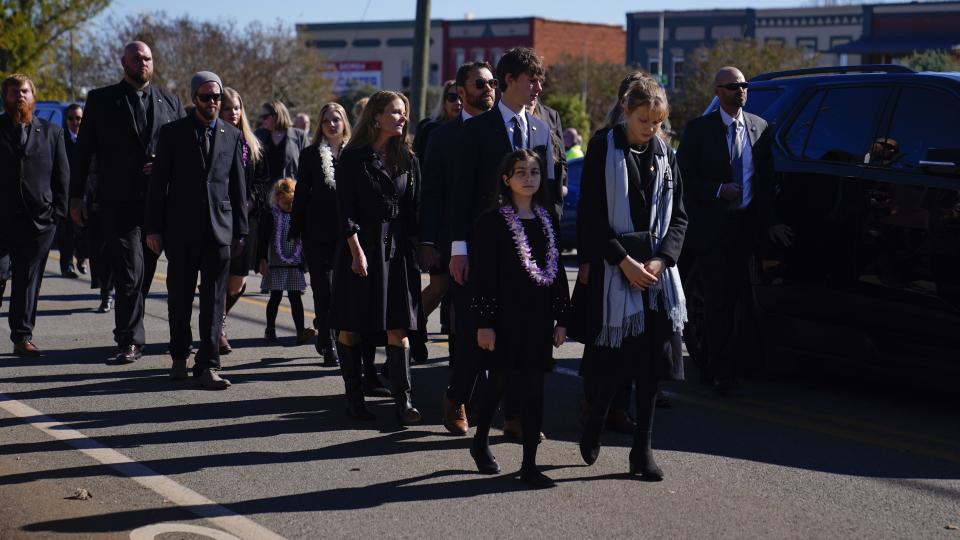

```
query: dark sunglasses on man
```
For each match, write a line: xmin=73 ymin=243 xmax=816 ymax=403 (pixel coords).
xmin=66 ymin=115 xmax=82 ymax=122
xmin=474 ymin=78 xmax=498 ymax=90
xmin=716 ymin=82 xmax=749 ymax=91
xmin=444 ymin=93 xmax=461 ymax=103
xmin=197 ymin=93 xmax=222 ymax=103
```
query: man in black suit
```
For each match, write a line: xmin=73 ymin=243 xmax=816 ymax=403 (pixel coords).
xmin=70 ymin=41 xmax=186 ymax=363
xmin=146 ymin=72 xmax=247 ymax=389
xmin=57 ymin=103 xmax=84 ymax=278
xmin=0 ymin=75 xmax=70 ymax=357
xmin=420 ymin=60 xmax=497 ymax=434
xmin=445 ymin=47 xmax=556 ymax=435
xmin=678 ymin=66 xmax=790 ymax=394
xmin=530 ymin=97 xmax=567 ymax=218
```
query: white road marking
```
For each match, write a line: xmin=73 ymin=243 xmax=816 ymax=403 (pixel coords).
xmin=130 ymin=523 xmax=241 ymax=540
xmin=0 ymin=394 xmax=286 ymax=540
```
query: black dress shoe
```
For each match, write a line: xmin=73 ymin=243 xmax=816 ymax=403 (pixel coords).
xmin=97 ymin=296 xmax=114 ymax=313
xmin=629 ymin=450 xmax=664 ymax=481
xmin=519 ymin=467 xmax=556 ymax=489
xmin=470 ymin=444 xmax=501 ymax=474
xmin=60 ymin=265 xmax=79 ymax=279
xmin=114 ymin=345 xmax=142 ymax=363
xmin=264 ymin=327 xmax=277 ymax=342
xmin=580 ymin=416 xmax=604 ymax=465
xmin=713 ymin=378 xmax=739 ymax=396
xmin=170 ymin=358 xmax=189 ymax=380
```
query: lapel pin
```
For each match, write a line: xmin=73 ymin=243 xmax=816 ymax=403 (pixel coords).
xmin=219 ymin=129 xmax=225 ymax=133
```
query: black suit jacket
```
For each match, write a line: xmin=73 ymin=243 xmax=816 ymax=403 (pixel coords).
xmin=533 ymin=101 xmax=568 ymax=216
xmin=451 ymin=103 xmax=555 ymax=245
xmin=70 ymin=81 xmax=185 ymax=205
xmin=146 ymin=116 xmax=248 ymax=247
xmin=0 ymin=115 xmax=70 ymax=232
xmin=678 ymin=109 xmax=774 ymax=253
xmin=420 ymin=114 xmax=465 ymax=252
xmin=289 ymin=143 xmax=339 ymax=247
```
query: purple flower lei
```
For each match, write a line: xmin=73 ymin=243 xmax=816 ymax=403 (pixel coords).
xmin=272 ymin=205 xmax=302 ymax=264
xmin=499 ymin=204 xmax=559 ymax=286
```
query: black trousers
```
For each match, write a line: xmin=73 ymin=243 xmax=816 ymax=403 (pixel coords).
xmin=102 ymin=203 xmax=158 ymax=347
xmin=165 ymin=231 xmax=230 ymax=374
xmin=473 ymin=367 xmax=545 ymax=469
xmin=56 ymin=217 xmax=85 ymax=267
xmin=446 ymin=277 xmax=487 ymax=405
xmin=304 ymin=239 xmax=334 ymax=333
xmin=0 ymin=224 xmax=55 ymax=343
xmin=696 ymin=213 xmax=756 ymax=381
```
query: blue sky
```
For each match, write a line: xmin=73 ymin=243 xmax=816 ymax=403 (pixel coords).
xmin=97 ymin=0 xmax=839 ymax=28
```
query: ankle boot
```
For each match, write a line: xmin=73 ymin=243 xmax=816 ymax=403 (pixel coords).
xmin=337 ymin=342 xmax=375 ymax=421
xmin=629 ymin=431 xmax=664 ymax=481
xmin=579 ymin=406 xmax=607 ymax=466
xmin=320 ymin=329 xmax=339 ymax=366
xmin=386 ymin=345 xmax=421 ymax=425
xmin=219 ymin=313 xmax=232 ymax=355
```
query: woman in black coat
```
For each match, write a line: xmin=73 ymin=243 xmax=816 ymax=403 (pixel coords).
xmin=290 ymin=102 xmax=350 ymax=366
xmin=331 ymin=91 xmax=423 ymax=426
xmin=571 ymin=78 xmax=687 ymax=480
xmin=254 ymin=100 xmax=308 ymax=183
xmin=219 ymin=87 xmax=270 ymax=354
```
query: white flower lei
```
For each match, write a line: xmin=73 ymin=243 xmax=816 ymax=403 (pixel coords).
xmin=319 ymin=140 xmax=336 ymax=189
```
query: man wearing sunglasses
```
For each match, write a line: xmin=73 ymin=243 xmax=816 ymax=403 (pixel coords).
xmin=146 ymin=71 xmax=247 ymax=389
xmin=70 ymin=41 xmax=186 ymax=364
xmin=419 ymin=61 xmax=497 ymax=434
xmin=678 ymin=66 xmax=786 ymax=396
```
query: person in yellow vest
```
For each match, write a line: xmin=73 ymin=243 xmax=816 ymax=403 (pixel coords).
xmin=563 ymin=127 xmax=584 ymax=160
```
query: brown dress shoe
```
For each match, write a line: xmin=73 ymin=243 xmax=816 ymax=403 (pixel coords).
xmin=196 ymin=368 xmax=231 ymax=390
xmin=297 ymin=328 xmax=318 ymax=345
xmin=606 ymin=409 xmax=637 ymax=434
xmin=114 ymin=344 xmax=143 ymax=363
xmin=13 ymin=339 xmax=41 ymax=358
xmin=442 ymin=396 xmax=468 ymax=435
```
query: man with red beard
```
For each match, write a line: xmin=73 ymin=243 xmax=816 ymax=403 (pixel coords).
xmin=70 ymin=41 xmax=185 ymax=363
xmin=0 ymin=74 xmax=70 ymax=356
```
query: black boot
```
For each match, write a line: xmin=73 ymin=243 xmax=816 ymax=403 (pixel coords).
xmin=629 ymin=431 xmax=664 ymax=481
xmin=320 ymin=329 xmax=339 ymax=367
xmin=579 ymin=405 xmax=607 ymax=466
xmin=362 ymin=362 xmax=391 ymax=397
xmin=337 ymin=342 xmax=375 ymax=421
xmin=410 ymin=328 xmax=429 ymax=364
xmin=386 ymin=345 xmax=421 ymax=425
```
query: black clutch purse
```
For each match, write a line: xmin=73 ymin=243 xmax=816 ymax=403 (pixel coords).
xmin=617 ymin=231 xmax=653 ymax=262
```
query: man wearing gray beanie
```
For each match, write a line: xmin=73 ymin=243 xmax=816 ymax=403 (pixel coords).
xmin=146 ymin=71 xmax=248 ymax=389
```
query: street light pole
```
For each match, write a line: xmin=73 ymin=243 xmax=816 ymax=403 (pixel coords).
xmin=410 ymin=0 xmax=431 ymax=131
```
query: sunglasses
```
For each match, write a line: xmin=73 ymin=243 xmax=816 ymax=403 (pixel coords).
xmin=716 ymin=82 xmax=749 ymax=91
xmin=473 ymin=78 xmax=498 ymax=90
xmin=444 ymin=93 xmax=461 ymax=103
xmin=67 ymin=116 xmax=82 ymax=121
xmin=197 ymin=93 xmax=222 ymax=103
xmin=260 ymin=112 xmax=276 ymax=120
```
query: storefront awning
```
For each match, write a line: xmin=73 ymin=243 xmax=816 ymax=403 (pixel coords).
xmin=833 ymin=36 xmax=960 ymax=55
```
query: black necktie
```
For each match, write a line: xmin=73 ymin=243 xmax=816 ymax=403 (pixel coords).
xmin=134 ymin=91 xmax=149 ymax=142
xmin=19 ymin=124 xmax=28 ymax=148
xmin=511 ymin=116 xmax=523 ymax=150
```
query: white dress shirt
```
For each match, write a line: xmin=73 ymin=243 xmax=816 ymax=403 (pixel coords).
xmin=718 ymin=107 xmax=754 ymax=209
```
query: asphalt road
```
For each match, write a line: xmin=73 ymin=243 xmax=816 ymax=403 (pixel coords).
xmin=1 ymin=254 xmax=959 ymax=539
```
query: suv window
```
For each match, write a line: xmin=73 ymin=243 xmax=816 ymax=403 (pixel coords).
xmin=744 ymin=87 xmax=783 ymax=117
xmin=878 ymin=87 xmax=960 ymax=172
xmin=789 ymin=86 xmax=889 ymax=164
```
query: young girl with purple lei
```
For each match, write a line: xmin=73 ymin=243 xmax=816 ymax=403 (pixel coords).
xmin=258 ymin=178 xmax=316 ymax=344
xmin=469 ymin=149 xmax=570 ymax=489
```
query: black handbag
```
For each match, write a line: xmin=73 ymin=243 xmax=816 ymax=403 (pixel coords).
xmin=617 ymin=231 xmax=653 ymax=262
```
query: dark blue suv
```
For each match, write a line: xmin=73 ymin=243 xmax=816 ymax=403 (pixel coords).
xmin=707 ymin=65 xmax=960 ymax=377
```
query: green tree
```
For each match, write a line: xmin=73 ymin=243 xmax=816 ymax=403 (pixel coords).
xmin=0 ymin=0 xmax=111 ymax=98
xmin=900 ymin=50 xmax=960 ymax=72
xmin=671 ymin=38 xmax=817 ymax=138
xmin=545 ymin=54 xmax=638 ymax=134
xmin=542 ymin=93 xmax=589 ymax=140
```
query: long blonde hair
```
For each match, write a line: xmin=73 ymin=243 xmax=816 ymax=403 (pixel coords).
xmin=222 ymin=87 xmax=261 ymax=164
xmin=315 ymin=102 xmax=351 ymax=146
xmin=430 ymin=80 xmax=457 ymax=122
xmin=345 ymin=91 xmax=413 ymax=171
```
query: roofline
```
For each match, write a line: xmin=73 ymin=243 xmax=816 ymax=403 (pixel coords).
xmin=297 ymin=16 xmax=624 ymax=32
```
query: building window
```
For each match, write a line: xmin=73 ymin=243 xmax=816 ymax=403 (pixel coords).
xmin=430 ymin=63 xmax=439 ymax=86
xmin=830 ymin=36 xmax=852 ymax=49
xmin=675 ymin=26 xmax=705 ymax=41
xmin=672 ymin=56 xmax=685 ymax=89
xmin=765 ymin=37 xmax=786 ymax=46
xmin=352 ymin=38 xmax=381 ymax=48
xmin=796 ymin=37 xmax=817 ymax=53
xmin=453 ymin=48 xmax=466 ymax=68
xmin=471 ymin=48 xmax=486 ymax=62
xmin=649 ymin=60 xmax=660 ymax=77
xmin=402 ymin=60 xmax=411 ymax=88
xmin=490 ymin=48 xmax=503 ymax=66
xmin=306 ymin=39 xmax=348 ymax=49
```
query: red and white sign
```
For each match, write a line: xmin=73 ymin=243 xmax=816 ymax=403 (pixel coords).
xmin=323 ymin=61 xmax=383 ymax=94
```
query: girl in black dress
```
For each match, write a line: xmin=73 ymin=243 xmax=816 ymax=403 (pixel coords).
xmin=331 ymin=91 xmax=423 ymax=425
xmin=571 ymin=77 xmax=687 ymax=481
xmin=219 ymin=87 xmax=270 ymax=354
xmin=469 ymin=149 xmax=570 ymax=489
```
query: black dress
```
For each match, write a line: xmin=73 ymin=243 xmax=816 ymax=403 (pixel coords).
xmin=570 ymin=125 xmax=688 ymax=381
xmin=471 ymin=208 xmax=571 ymax=372
xmin=230 ymin=139 xmax=270 ymax=276
xmin=331 ymin=145 xmax=422 ymax=333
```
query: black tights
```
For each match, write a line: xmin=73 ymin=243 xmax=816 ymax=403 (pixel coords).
xmin=266 ymin=290 xmax=305 ymax=334
xmin=473 ymin=368 xmax=545 ymax=471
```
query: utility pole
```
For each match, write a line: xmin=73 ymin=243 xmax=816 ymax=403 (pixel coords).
xmin=410 ymin=0 xmax=431 ymax=131
xmin=657 ymin=12 xmax=665 ymax=86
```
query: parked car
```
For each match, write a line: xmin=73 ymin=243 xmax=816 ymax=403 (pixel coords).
xmin=34 ymin=101 xmax=75 ymax=127
xmin=559 ymin=157 xmax=583 ymax=251
xmin=696 ymin=65 xmax=960 ymax=377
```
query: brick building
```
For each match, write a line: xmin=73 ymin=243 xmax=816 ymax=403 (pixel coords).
xmin=297 ymin=17 xmax=624 ymax=94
